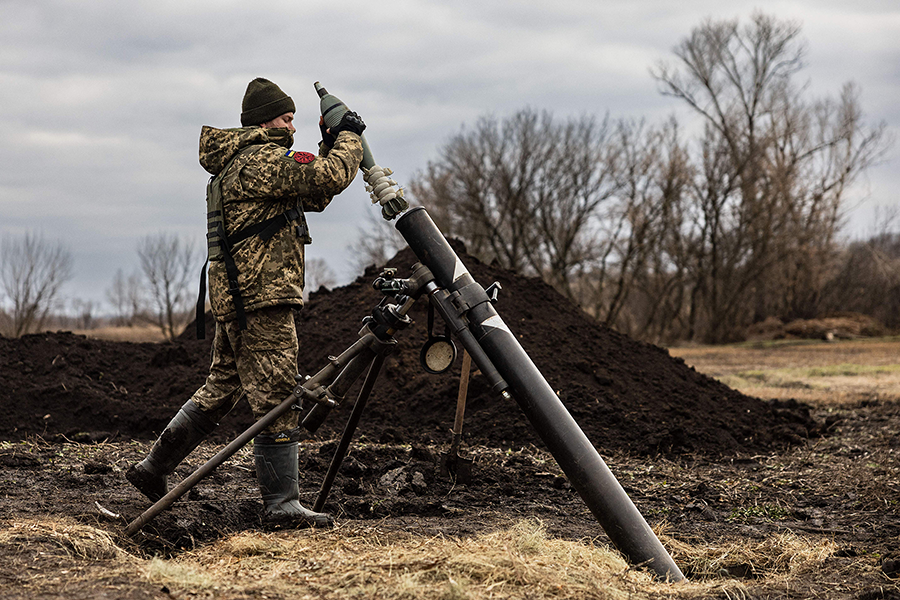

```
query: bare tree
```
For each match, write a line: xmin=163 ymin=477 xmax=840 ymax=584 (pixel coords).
xmin=531 ymin=113 xmax=619 ymax=298
xmin=617 ymin=119 xmax=694 ymax=342
xmin=106 ymin=268 xmax=144 ymax=326
xmin=653 ymin=12 xmax=890 ymax=342
xmin=0 ymin=232 xmax=73 ymax=337
xmin=137 ymin=233 xmax=197 ymax=340
xmin=822 ymin=208 xmax=900 ymax=331
xmin=411 ymin=110 xmax=697 ymax=340
xmin=411 ymin=109 xmax=619 ymax=300
xmin=346 ymin=209 xmax=409 ymax=275
xmin=303 ymin=258 xmax=337 ymax=301
xmin=823 ymin=234 xmax=900 ymax=331
xmin=70 ymin=298 xmax=97 ymax=330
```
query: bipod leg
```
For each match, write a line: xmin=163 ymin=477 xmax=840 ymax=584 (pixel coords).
xmin=125 ymin=334 xmax=376 ymax=537
xmin=313 ymin=352 xmax=386 ymax=513
xmin=125 ymin=388 xmax=301 ymax=536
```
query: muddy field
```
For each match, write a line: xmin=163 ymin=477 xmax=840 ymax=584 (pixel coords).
xmin=1 ymin=244 xmax=899 ymax=599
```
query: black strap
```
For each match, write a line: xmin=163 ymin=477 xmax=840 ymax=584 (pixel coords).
xmin=196 ymin=208 xmax=304 ymax=338
xmin=196 ymin=258 xmax=209 ymax=339
xmin=217 ymin=221 xmax=248 ymax=331
xmin=227 ymin=207 xmax=300 ymax=247
xmin=196 ymin=145 xmax=310 ymax=336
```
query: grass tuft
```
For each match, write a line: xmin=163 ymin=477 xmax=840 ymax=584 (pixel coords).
xmin=162 ymin=518 xmax=651 ymax=599
xmin=145 ymin=556 xmax=216 ymax=590
xmin=665 ymin=531 xmax=836 ymax=581
xmin=0 ymin=517 xmax=124 ymax=560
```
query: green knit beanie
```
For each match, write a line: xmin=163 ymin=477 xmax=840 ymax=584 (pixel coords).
xmin=241 ymin=78 xmax=296 ymax=126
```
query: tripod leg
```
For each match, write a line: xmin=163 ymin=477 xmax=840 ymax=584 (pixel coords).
xmin=124 ymin=334 xmax=375 ymax=536
xmin=314 ymin=353 xmax=386 ymax=513
xmin=125 ymin=388 xmax=300 ymax=536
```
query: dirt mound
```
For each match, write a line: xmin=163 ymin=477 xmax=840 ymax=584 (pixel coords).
xmin=0 ymin=242 xmax=818 ymax=457
xmin=745 ymin=313 xmax=886 ymax=341
xmin=784 ymin=314 xmax=886 ymax=340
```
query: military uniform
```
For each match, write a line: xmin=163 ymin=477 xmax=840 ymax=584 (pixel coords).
xmin=192 ymin=124 xmax=362 ymax=433
xmin=127 ymin=79 xmax=365 ymax=527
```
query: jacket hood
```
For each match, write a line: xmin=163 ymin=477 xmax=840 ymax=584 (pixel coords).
xmin=199 ymin=126 xmax=294 ymax=175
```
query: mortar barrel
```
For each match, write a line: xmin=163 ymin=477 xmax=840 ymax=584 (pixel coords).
xmin=395 ymin=206 xmax=685 ymax=582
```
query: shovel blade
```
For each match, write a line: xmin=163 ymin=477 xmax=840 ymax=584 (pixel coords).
xmin=439 ymin=451 xmax=474 ymax=484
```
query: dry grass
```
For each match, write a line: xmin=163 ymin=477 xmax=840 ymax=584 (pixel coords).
xmin=665 ymin=531 xmax=836 ymax=581
xmin=0 ymin=518 xmax=124 ymax=560
xmin=0 ymin=516 xmax=845 ymax=599
xmin=166 ymin=518 xmax=653 ymax=599
xmin=669 ymin=337 xmax=900 ymax=405
xmin=72 ymin=325 xmax=168 ymax=342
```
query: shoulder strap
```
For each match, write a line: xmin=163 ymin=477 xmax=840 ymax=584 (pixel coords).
xmin=195 ymin=145 xmax=313 ymax=338
xmin=206 ymin=145 xmax=260 ymax=260
xmin=196 ymin=145 xmax=259 ymax=339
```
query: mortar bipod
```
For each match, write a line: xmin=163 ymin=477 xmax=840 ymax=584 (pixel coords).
xmin=313 ymin=263 xmax=516 ymax=509
xmin=124 ymin=279 xmax=416 ymax=537
xmin=313 ymin=263 xmax=495 ymax=507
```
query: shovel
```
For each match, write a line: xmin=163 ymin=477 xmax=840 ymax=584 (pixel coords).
xmin=440 ymin=350 xmax=474 ymax=483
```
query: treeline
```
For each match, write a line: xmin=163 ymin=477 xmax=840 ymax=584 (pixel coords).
xmin=409 ymin=13 xmax=894 ymax=344
xmin=0 ymin=232 xmax=199 ymax=340
xmin=0 ymin=230 xmax=340 ymax=340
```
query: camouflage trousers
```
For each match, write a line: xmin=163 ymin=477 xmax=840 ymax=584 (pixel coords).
xmin=190 ymin=305 xmax=300 ymax=435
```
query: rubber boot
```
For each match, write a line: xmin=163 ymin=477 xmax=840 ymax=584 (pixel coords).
xmin=254 ymin=429 xmax=333 ymax=528
xmin=126 ymin=400 xmax=218 ymax=501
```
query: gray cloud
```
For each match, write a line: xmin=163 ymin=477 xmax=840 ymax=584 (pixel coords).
xmin=1 ymin=0 xmax=897 ymax=310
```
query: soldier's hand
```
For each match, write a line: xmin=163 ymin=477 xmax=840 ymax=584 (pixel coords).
xmin=319 ymin=116 xmax=336 ymax=148
xmin=329 ymin=111 xmax=366 ymax=137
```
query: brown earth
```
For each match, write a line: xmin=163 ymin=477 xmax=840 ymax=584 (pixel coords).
xmin=0 ymin=242 xmax=816 ymax=456
xmin=1 ymin=241 xmax=898 ymax=598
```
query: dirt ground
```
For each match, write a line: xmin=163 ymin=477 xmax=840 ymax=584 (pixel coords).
xmin=1 ymin=243 xmax=899 ymax=598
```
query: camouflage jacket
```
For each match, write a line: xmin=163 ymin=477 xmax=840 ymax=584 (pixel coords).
xmin=199 ymin=125 xmax=363 ymax=321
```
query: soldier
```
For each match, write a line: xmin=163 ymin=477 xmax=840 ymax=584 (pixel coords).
xmin=126 ymin=77 xmax=365 ymax=527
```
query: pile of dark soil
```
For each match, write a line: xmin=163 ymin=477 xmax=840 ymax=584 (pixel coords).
xmin=745 ymin=313 xmax=887 ymax=341
xmin=0 ymin=242 xmax=818 ymax=457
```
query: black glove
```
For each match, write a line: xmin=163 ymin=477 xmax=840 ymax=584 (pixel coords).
xmin=330 ymin=111 xmax=366 ymax=137
xmin=319 ymin=119 xmax=336 ymax=148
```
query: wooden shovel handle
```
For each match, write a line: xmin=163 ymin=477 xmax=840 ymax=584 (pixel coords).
xmin=453 ymin=350 xmax=472 ymax=436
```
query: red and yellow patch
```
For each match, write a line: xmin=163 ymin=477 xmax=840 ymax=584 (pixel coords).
xmin=284 ymin=150 xmax=315 ymax=164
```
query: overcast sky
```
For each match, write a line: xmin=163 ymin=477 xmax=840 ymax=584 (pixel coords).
xmin=1 ymin=0 xmax=898 ymax=312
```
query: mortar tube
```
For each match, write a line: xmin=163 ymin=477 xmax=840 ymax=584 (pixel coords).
xmin=395 ymin=207 xmax=685 ymax=582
